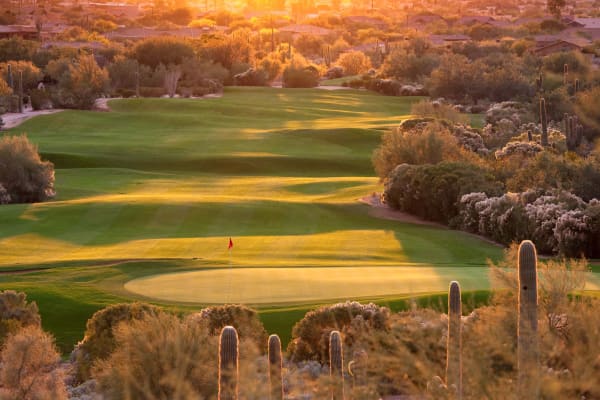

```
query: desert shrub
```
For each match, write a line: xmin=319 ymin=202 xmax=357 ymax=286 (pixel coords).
xmin=0 ymin=61 xmax=43 ymax=91
xmin=287 ymin=301 xmax=390 ymax=363
xmin=74 ymin=302 xmax=162 ymax=381
xmin=0 ymin=37 xmax=38 ymax=62
xmin=542 ymin=51 xmax=590 ymax=75
xmin=93 ymin=313 xmax=217 ymax=400
xmin=411 ymin=100 xmax=468 ymax=125
xmin=383 ymin=162 xmax=503 ymax=224
xmin=293 ymin=34 xmax=325 ymax=58
xmin=574 ymin=86 xmax=600 ymax=138
xmin=336 ymin=51 xmax=372 ymax=76
xmin=0 ymin=134 xmax=55 ymax=203
xmin=0 ymin=325 xmax=67 ymax=400
xmin=29 ymin=88 xmax=51 ymax=110
xmin=365 ymin=78 xmax=401 ymax=96
xmin=51 ymin=55 xmax=110 ymax=109
xmin=187 ymin=304 xmax=267 ymax=347
xmin=94 ymin=312 xmax=267 ymax=400
xmin=485 ymin=101 xmax=535 ymax=126
xmin=233 ymin=67 xmax=268 ymax=86
xmin=382 ymin=49 xmax=439 ymax=81
xmin=0 ymin=290 xmax=41 ymax=346
xmin=458 ymin=190 xmax=600 ymax=256
xmin=257 ymin=53 xmax=282 ymax=82
xmin=132 ymin=37 xmax=194 ymax=69
xmin=282 ymin=56 xmax=319 ymax=88
xmin=0 ymin=183 xmax=9 ymax=204
xmin=372 ymin=122 xmax=482 ymax=180
xmin=139 ymin=86 xmax=166 ymax=97
xmin=495 ymin=141 xmax=544 ymax=159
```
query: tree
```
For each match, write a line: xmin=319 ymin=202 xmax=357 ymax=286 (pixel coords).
xmin=0 ymin=135 xmax=55 ymax=203
xmin=0 ymin=326 xmax=67 ymax=400
xmin=164 ymin=65 xmax=182 ymax=97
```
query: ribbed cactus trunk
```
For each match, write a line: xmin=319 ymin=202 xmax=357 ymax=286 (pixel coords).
xmin=563 ymin=63 xmax=569 ymax=85
xmin=17 ymin=71 xmax=23 ymax=113
xmin=7 ymin=64 xmax=13 ymax=89
xmin=268 ymin=334 xmax=283 ymax=400
xmin=348 ymin=349 xmax=368 ymax=390
xmin=518 ymin=240 xmax=539 ymax=399
xmin=446 ymin=281 xmax=462 ymax=399
xmin=329 ymin=330 xmax=344 ymax=400
xmin=219 ymin=326 xmax=239 ymax=400
xmin=539 ymin=98 xmax=548 ymax=146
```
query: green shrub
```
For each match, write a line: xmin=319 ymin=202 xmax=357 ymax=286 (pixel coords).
xmin=74 ymin=302 xmax=162 ymax=381
xmin=383 ymin=162 xmax=503 ymax=224
xmin=0 ymin=134 xmax=55 ymax=203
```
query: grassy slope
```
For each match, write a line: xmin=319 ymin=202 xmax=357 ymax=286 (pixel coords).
xmin=1 ymin=87 xmax=512 ymax=351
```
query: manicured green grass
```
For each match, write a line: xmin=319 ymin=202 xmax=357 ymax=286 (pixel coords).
xmin=0 ymin=87 xmax=527 ymax=352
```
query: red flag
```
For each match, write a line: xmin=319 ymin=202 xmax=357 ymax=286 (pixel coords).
xmin=228 ymin=237 xmax=233 ymax=250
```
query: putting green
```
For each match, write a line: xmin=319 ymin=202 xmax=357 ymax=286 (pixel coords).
xmin=124 ymin=266 xmax=494 ymax=304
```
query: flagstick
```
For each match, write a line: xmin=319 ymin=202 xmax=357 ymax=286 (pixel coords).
xmin=226 ymin=241 xmax=232 ymax=304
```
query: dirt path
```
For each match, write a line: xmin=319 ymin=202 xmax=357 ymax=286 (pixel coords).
xmin=2 ymin=109 xmax=64 ymax=130
xmin=359 ymin=193 xmax=446 ymax=228
xmin=360 ymin=193 xmax=503 ymax=247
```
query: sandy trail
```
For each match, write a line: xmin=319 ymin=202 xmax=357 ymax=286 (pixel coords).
xmin=2 ymin=109 xmax=64 ymax=130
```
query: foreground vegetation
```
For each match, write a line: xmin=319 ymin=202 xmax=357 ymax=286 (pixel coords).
xmin=1 ymin=241 xmax=598 ymax=399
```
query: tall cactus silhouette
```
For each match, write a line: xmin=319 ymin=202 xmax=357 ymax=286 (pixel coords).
xmin=7 ymin=64 xmax=13 ymax=89
xmin=539 ymin=98 xmax=548 ymax=146
xmin=268 ymin=334 xmax=283 ymax=400
xmin=518 ymin=240 xmax=539 ymax=399
xmin=348 ymin=349 xmax=368 ymax=391
xmin=329 ymin=330 xmax=344 ymax=400
xmin=219 ymin=326 xmax=239 ymax=400
xmin=563 ymin=63 xmax=569 ymax=85
xmin=446 ymin=281 xmax=462 ymax=399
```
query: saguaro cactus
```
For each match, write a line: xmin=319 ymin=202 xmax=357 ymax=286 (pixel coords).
xmin=268 ymin=334 xmax=283 ymax=400
xmin=574 ymin=78 xmax=580 ymax=93
xmin=446 ymin=281 xmax=462 ymax=399
xmin=219 ymin=326 xmax=239 ymax=400
xmin=563 ymin=63 xmax=569 ymax=85
xmin=329 ymin=330 xmax=344 ymax=400
xmin=7 ymin=64 xmax=13 ymax=89
xmin=348 ymin=349 xmax=368 ymax=390
xmin=518 ymin=240 xmax=539 ymax=399
xmin=17 ymin=70 xmax=23 ymax=113
xmin=539 ymin=98 xmax=548 ymax=146
xmin=536 ymin=72 xmax=543 ymax=92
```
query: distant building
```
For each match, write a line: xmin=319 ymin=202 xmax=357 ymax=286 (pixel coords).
xmin=279 ymin=24 xmax=334 ymax=38
xmin=105 ymin=26 xmax=228 ymax=41
xmin=428 ymin=34 xmax=471 ymax=47
xmin=533 ymin=40 xmax=583 ymax=56
xmin=0 ymin=25 xmax=38 ymax=40
xmin=406 ymin=14 xmax=448 ymax=29
xmin=344 ymin=16 xmax=388 ymax=30
xmin=456 ymin=16 xmax=495 ymax=26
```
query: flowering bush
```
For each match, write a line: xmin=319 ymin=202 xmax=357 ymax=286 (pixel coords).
xmin=457 ymin=190 xmax=600 ymax=256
